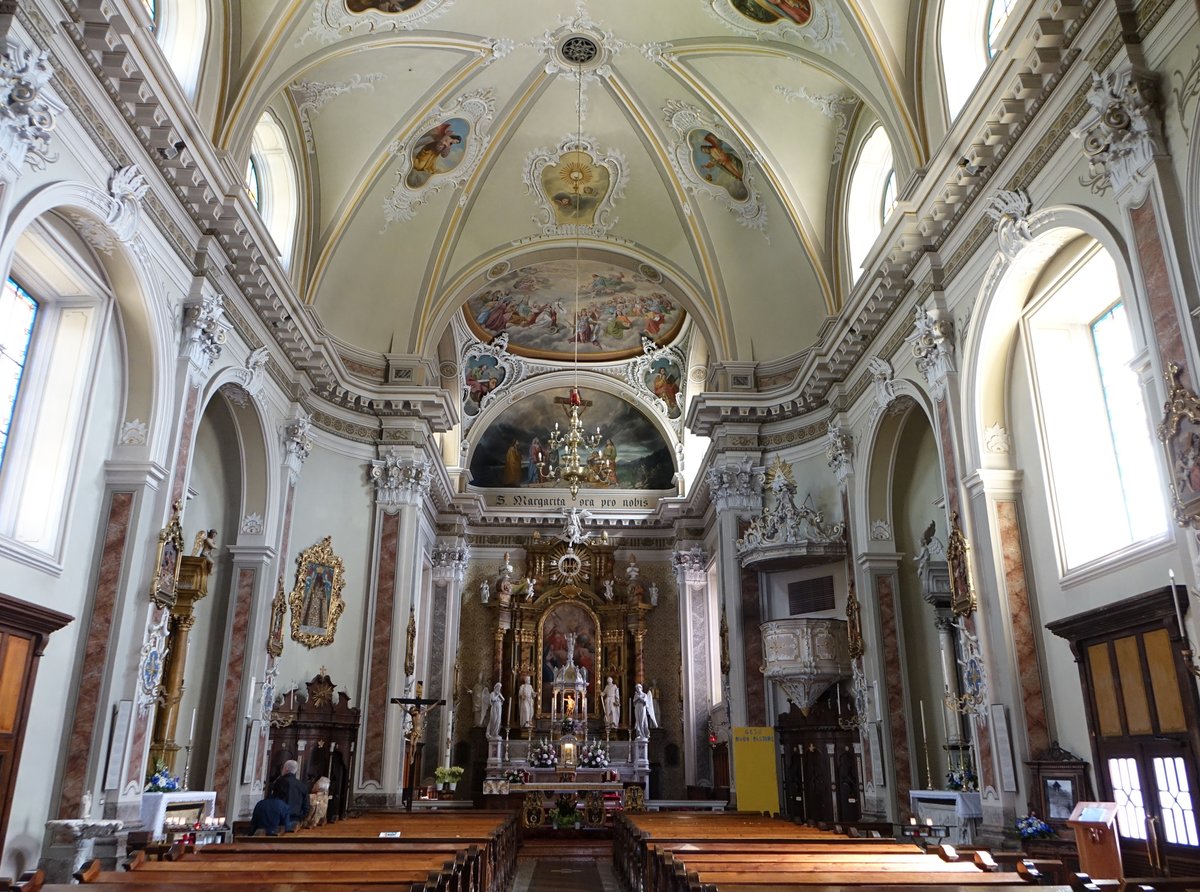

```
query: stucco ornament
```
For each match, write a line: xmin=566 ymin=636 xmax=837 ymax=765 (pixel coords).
xmin=1072 ymin=68 xmax=1164 ymax=195
xmin=0 ymin=46 xmax=63 ymax=171
xmin=181 ymin=293 xmax=228 ymax=380
xmin=706 ymin=457 xmax=764 ymax=513
xmin=703 ymin=0 xmax=844 ymax=53
xmin=370 ymin=447 xmax=432 ymax=511
xmin=300 ymin=0 xmax=455 ymax=44
xmin=524 ymin=134 xmax=626 ymax=237
xmin=737 ymin=456 xmax=844 ymax=557
xmin=825 ymin=421 xmax=853 ymax=486
xmin=283 ymin=413 xmax=314 ymax=484
xmin=983 ymin=189 xmax=1033 ymax=260
xmin=105 ymin=166 xmax=150 ymax=241
xmin=460 ymin=332 xmax=525 ymax=431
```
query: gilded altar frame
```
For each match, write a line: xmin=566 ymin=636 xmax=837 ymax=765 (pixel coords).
xmin=289 ymin=537 xmax=346 ymax=648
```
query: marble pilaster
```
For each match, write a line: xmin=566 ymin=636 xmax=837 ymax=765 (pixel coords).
xmin=673 ymin=547 xmax=713 ymax=788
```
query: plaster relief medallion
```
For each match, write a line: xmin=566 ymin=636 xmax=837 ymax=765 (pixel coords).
xmin=384 ymin=90 xmax=495 ymax=225
xmin=664 ymin=101 xmax=766 ymax=232
xmin=487 ymin=260 xmax=511 ymax=279
xmin=525 ymin=135 xmax=626 ymax=237
xmin=705 ymin=0 xmax=844 ymax=51
xmin=627 ymin=340 xmax=687 ymax=424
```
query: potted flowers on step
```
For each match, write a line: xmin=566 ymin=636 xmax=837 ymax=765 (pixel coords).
xmin=434 ymin=765 xmax=465 ymax=796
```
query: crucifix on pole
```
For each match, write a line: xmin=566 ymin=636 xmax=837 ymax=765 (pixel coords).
xmin=390 ymin=681 xmax=445 ymax=811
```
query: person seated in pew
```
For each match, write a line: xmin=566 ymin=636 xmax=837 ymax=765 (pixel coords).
xmin=249 ymin=789 xmax=292 ymax=836
xmin=270 ymin=759 xmax=309 ymax=829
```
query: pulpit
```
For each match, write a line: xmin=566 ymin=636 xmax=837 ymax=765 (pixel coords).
xmin=268 ymin=673 xmax=360 ymax=822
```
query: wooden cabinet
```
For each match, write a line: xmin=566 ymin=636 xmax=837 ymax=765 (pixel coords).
xmin=0 ymin=594 xmax=72 ymax=849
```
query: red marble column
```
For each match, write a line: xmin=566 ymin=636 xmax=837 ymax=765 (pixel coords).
xmin=994 ymin=500 xmax=1050 ymax=757
xmin=169 ymin=385 xmax=200 ymax=506
xmin=874 ymin=573 xmax=914 ymax=819
xmin=211 ymin=567 xmax=257 ymax=815
xmin=1131 ymin=201 xmax=1189 ymax=375
xmin=57 ymin=491 xmax=135 ymax=818
xmin=361 ymin=511 xmax=401 ymax=786
xmin=739 ymin=561 xmax=767 ymax=726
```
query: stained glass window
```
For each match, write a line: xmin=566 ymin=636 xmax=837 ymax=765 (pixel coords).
xmin=0 ymin=278 xmax=38 ymax=470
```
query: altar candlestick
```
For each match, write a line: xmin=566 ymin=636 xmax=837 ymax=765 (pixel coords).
xmin=920 ymin=699 xmax=932 ymax=789
xmin=940 ymin=685 xmax=950 ymax=743
xmin=1171 ymin=570 xmax=1187 ymax=639
xmin=188 ymin=707 xmax=196 ymax=742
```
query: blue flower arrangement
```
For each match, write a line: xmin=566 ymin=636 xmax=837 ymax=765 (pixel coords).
xmin=145 ymin=759 xmax=181 ymax=793
xmin=1016 ymin=813 xmax=1054 ymax=839
xmin=945 ymin=766 xmax=977 ymax=791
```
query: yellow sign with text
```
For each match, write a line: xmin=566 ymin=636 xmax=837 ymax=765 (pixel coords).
xmin=732 ymin=726 xmax=779 ymax=814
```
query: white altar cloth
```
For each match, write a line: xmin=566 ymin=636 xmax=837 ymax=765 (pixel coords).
xmin=909 ymin=790 xmax=982 ymax=844
xmin=140 ymin=791 xmax=216 ymax=839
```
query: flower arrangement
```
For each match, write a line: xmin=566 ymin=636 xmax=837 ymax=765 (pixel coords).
xmin=145 ymin=759 xmax=180 ymax=793
xmin=945 ymin=766 xmax=977 ymax=791
xmin=579 ymin=741 xmax=609 ymax=768
xmin=1016 ymin=813 xmax=1054 ymax=839
xmin=503 ymin=768 xmax=529 ymax=784
xmin=553 ymin=793 xmax=578 ymax=828
xmin=434 ymin=766 xmax=464 ymax=786
xmin=529 ymin=739 xmax=558 ymax=768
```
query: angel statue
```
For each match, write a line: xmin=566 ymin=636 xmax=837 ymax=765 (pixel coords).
xmin=632 ymin=683 xmax=658 ymax=740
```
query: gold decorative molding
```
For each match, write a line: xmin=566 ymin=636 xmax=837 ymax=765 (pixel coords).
xmin=150 ymin=500 xmax=185 ymax=609
xmin=946 ymin=512 xmax=976 ymax=619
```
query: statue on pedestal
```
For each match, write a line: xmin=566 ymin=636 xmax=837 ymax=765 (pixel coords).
xmin=485 ymin=682 xmax=504 ymax=739
xmin=602 ymin=677 xmax=620 ymax=728
xmin=518 ymin=676 xmax=534 ymax=729
xmin=632 ymin=683 xmax=657 ymax=740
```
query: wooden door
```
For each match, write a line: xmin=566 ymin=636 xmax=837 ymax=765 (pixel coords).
xmin=0 ymin=594 xmax=71 ymax=849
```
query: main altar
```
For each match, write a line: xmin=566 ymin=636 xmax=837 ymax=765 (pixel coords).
xmin=477 ymin=526 xmax=659 ymax=811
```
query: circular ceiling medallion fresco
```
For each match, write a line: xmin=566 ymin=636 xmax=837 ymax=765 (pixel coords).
xmin=462 ymin=258 xmax=686 ymax=362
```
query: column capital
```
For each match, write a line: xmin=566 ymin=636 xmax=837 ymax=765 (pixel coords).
xmin=905 ymin=304 xmax=955 ymax=401
xmin=225 ymin=545 xmax=277 ymax=565
xmin=282 ymin=412 xmax=314 ymax=486
xmin=825 ymin=420 xmax=853 ymax=487
xmin=857 ymin=551 xmax=904 ymax=573
xmin=672 ymin=547 xmax=709 ymax=586
xmin=181 ymin=291 xmax=229 ymax=381
xmin=706 ymin=457 xmax=763 ymax=515
xmin=963 ymin=468 xmax=1024 ymax=499
xmin=431 ymin=541 xmax=469 ymax=582
xmin=370 ymin=447 xmax=432 ymax=512
xmin=1072 ymin=66 xmax=1164 ymax=198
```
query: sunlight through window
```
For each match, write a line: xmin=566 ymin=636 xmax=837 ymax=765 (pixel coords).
xmin=0 ymin=278 xmax=38 ymax=471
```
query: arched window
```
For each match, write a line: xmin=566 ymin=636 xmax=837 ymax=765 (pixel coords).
xmin=0 ymin=278 xmax=38 ymax=469
xmin=845 ymin=126 xmax=894 ymax=281
xmin=0 ymin=218 xmax=115 ymax=567
xmin=938 ymin=0 xmax=1016 ymax=121
xmin=154 ymin=0 xmax=208 ymax=101
xmin=986 ymin=0 xmax=1017 ymax=57
xmin=1022 ymin=243 xmax=1168 ymax=572
xmin=246 ymin=113 xmax=299 ymax=268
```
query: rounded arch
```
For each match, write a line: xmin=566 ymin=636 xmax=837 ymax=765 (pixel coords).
xmin=246 ymin=110 xmax=301 ymax=269
xmin=960 ymin=204 xmax=1140 ymax=475
xmin=0 ymin=182 xmax=173 ymax=457
xmin=844 ymin=123 xmax=896 ymax=281
xmin=193 ymin=369 xmax=278 ymax=539
xmin=936 ymin=0 xmax=991 ymax=123
xmin=856 ymin=387 xmax=934 ymax=547
xmin=419 ymin=240 xmax=725 ymax=366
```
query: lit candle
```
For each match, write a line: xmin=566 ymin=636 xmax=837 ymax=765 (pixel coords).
xmin=909 ymin=817 xmax=917 ymax=826
xmin=1171 ymin=570 xmax=1187 ymax=640
xmin=188 ymin=708 xmax=196 ymax=742
xmin=926 ymin=818 xmax=934 ymax=827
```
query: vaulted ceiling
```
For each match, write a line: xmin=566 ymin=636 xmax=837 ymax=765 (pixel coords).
xmin=208 ymin=0 xmax=932 ymax=364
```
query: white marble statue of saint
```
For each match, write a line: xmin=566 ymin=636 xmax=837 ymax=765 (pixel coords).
xmin=486 ymin=682 xmax=504 ymax=739
xmin=601 ymin=677 xmax=620 ymax=728
xmin=649 ymin=582 xmax=659 ymax=607
xmin=471 ymin=674 xmax=489 ymax=727
xmin=518 ymin=675 xmax=534 ymax=729
xmin=480 ymin=579 xmax=490 ymax=604
xmin=632 ymin=683 xmax=657 ymax=740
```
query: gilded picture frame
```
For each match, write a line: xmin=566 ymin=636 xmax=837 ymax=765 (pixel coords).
xmin=266 ymin=575 xmax=287 ymax=657
xmin=289 ymin=537 xmax=346 ymax=649
xmin=1157 ymin=362 xmax=1200 ymax=528
xmin=946 ymin=511 xmax=977 ymax=618
xmin=150 ymin=500 xmax=185 ymax=609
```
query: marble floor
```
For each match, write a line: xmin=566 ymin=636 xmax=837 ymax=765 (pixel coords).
xmin=512 ymin=855 xmax=620 ymax=892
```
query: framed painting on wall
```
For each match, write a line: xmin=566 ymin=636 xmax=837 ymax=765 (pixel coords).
xmin=288 ymin=537 xmax=346 ymax=649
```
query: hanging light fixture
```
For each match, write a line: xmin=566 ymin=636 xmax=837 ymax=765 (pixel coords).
xmin=543 ymin=55 xmax=609 ymax=499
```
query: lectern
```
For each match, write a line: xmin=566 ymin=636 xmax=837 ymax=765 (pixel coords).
xmin=1067 ymin=801 xmax=1122 ymax=881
